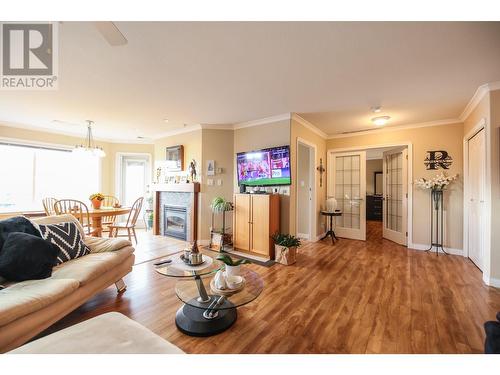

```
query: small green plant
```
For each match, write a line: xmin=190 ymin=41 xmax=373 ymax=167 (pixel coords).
xmin=272 ymin=233 xmax=301 ymax=248
xmin=210 ymin=197 xmax=233 ymax=213
xmin=216 ymin=254 xmax=250 ymax=266
xmin=89 ymin=193 xmax=105 ymax=201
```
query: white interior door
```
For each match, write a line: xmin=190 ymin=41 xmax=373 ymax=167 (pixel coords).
xmin=382 ymin=148 xmax=408 ymax=245
xmin=331 ymin=151 xmax=366 ymax=240
xmin=467 ymin=129 xmax=485 ymax=270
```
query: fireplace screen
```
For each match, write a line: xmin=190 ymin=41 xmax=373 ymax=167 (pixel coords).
xmin=164 ymin=205 xmax=188 ymax=240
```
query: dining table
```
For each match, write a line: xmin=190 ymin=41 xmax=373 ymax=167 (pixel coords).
xmin=87 ymin=206 xmax=131 ymax=237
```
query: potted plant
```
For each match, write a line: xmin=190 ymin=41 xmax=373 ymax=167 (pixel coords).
xmin=147 ymin=211 xmax=154 ymax=230
xmin=216 ymin=254 xmax=249 ymax=277
xmin=272 ymin=233 xmax=301 ymax=265
xmin=89 ymin=193 xmax=105 ymax=209
xmin=210 ymin=197 xmax=233 ymax=213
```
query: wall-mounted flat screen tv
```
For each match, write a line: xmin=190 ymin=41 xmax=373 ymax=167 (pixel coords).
xmin=237 ymin=145 xmax=291 ymax=186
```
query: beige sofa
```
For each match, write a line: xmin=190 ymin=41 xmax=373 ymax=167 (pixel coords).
xmin=0 ymin=214 xmax=135 ymax=353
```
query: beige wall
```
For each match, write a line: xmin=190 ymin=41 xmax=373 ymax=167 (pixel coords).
xmin=0 ymin=124 xmax=153 ymax=198
xmin=234 ymin=119 xmax=291 ymax=233
xmin=327 ymin=123 xmax=464 ymax=250
xmin=297 ymin=143 xmax=311 ymax=235
xmin=199 ymin=129 xmax=234 ymax=241
xmin=489 ymin=90 xmax=500 ymax=281
xmin=153 ymin=129 xmax=202 ymax=169
xmin=366 ymin=159 xmax=383 ymax=195
xmin=290 ymin=118 xmax=327 ymax=237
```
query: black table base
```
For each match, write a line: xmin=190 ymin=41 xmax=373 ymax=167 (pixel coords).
xmin=175 ymin=297 xmax=237 ymax=337
xmin=320 ymin=211 xmax=342 ymax=245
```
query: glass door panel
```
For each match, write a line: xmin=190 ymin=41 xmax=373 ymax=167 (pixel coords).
xmin=383 ymin=148 xmax=408 ymax=245
xmin=329 ymin=151 xmax=366 ymax=240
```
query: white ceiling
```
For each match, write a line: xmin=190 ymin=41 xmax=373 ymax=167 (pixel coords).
xmin=1 ymin=22 xmax=500 ymax=141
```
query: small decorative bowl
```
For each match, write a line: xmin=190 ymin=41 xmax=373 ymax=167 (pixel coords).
xmin=226 ymin=275 xmax=244 ymax=290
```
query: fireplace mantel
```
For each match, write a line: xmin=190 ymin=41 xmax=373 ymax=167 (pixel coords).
xmin=152 ymin=182 xmax=200 ymax=241
xmin=152 ymin=182 xmax=200 ymax=193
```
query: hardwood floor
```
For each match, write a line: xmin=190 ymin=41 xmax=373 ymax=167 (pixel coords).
xmin=43 ymin=221 xmax=500 ymax=353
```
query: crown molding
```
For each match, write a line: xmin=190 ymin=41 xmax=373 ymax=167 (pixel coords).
xmin=0 ymin=120 xmax=154 ymax=144
xmin=200 ymin=124 xmax=234 ymax=130
xmin=291 ymin=113 xmax=328 ymax=139
xmin=459 ymin=81 xmax=500 ymax=122
xmin=233 ymin=113 xmax=291 ymax=129
xmin=327 ymin=118 xmax=461 ymax=139
xmin=152 ymin=124 xmax=203 ymax=140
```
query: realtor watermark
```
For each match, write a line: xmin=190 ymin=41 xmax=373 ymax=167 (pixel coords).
xmin=0 ymin=22 xmax=58 ymax=90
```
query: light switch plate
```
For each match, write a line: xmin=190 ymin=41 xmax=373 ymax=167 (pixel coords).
xmin=217 ymin=179 xmax=222 ymax=186
xmin=207 ymin=179 xmax=214 ymax=186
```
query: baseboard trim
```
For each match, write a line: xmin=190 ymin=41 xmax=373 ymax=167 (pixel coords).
xmin=483 ymin=274 xmax=500 ymax=288
xmin=297 ymin=233 xmax=309 ymax=240
xmin=409 ymin=243 xmax=463 ymax=256
xmin=315 ymin=232 xmax=327 ymax=242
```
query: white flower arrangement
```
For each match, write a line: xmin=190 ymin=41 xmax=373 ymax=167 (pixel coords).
xmin=415 ymin=172 xmax=458 ymax=191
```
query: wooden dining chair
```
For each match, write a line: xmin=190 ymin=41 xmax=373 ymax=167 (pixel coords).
xmin=108 ymin=197 xmax=144 ymax=243
xmin=42 ymin=197 xmax=58 ymax=216
xmin=54 ymin=199 xmax=99 ymax=236
xmin=101 ymin=195 xmax=120 ymax=232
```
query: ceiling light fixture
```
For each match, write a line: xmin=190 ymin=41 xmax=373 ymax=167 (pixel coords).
xmin=73 ymin=120 xmax=106 ymax=158
xmin=371 ymin=116 xmax=391 ymax=126
xmin=163 ymin=119 xmax=169 ymax=123
xmin=371 ymin=106 xmax=382 ymax=113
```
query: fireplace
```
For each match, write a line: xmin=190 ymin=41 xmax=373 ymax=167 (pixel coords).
xmin=164 ymin=205 xmax=188 ymax=240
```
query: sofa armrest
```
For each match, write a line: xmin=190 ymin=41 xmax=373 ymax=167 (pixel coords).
xmin=84 ymin=237 xmax=133 ymax=253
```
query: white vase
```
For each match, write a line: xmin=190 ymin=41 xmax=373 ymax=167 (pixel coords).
xmin=225 ymin=264 xmax=241 ymax=277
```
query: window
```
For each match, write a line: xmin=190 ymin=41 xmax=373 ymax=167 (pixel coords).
xmin=0 ymin=142 xmax=100 ymax=212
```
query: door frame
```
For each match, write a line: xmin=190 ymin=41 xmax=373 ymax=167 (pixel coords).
xmin=327 ymin=142 xmax=413 ymax=246
xmin=296 ymin=137 xmax=317 ymax=241
xmin=463 ymin=118 xmax=488 ymax=265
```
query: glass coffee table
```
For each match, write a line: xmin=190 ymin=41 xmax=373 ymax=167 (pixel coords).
xmin=155 ymin=250 xmax=264 ymax=337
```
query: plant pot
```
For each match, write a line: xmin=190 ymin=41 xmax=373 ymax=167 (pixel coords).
xmin=91 ymin=199 xmax=102 ymax=209
xmin=225 ymin=264 xmax=241 ymax=277
xmin=275 ymin=244 xmax=297 ymax=265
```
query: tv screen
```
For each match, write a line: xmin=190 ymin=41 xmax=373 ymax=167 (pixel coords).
xmin=237 ymin=145 xmax=291 ymax=186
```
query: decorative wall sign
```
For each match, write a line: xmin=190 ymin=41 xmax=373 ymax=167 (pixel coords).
xmin=165 ymin=145 xmax=184 ymax=171
xmin=424 ymin=150 xmax=453 ymax=170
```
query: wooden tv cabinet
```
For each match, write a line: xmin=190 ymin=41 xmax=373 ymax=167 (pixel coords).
xmin=232 ymin=193 xmax=280 ymax=259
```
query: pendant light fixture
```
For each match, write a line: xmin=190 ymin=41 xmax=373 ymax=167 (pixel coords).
xmin=73 ymin=120 xmax=106 ymax=157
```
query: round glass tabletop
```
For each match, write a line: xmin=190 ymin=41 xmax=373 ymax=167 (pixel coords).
xmin=155 ymin=250 xmax=222 ymax=278
xmin=174 ymin=267 xmax=264 ymax=311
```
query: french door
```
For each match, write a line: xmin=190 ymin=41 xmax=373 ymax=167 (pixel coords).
xmin=467 ymin=128 xmax=485 ymax=270
xmin=382 ymin=148 xmax=408 ymax=245
xmin=330 ymin=151 xmax=366 ymax=240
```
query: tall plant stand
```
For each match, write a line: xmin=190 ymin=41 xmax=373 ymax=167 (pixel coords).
xmin=425 ymin=189 xmax=447 ymax=255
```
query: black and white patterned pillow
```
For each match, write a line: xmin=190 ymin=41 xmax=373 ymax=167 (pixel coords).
xmin=38 ymin=222 xmax=90 ymax=265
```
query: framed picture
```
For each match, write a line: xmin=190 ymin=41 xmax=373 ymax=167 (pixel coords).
xmin=165 ymin=145 xmax=184 ymax=171
xmin=209 ymin=231 xmax=223 ymax=251
xmin=207 ymin=160 xmax=215 ymax=176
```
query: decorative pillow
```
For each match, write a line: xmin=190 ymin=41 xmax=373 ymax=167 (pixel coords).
xmin=0 ymin=232 xmax=59 ymax=281
xmin=0 ymin=216 xmax=42 ymax=250
xmin=38 ymin=222 xmax=91 ymax=265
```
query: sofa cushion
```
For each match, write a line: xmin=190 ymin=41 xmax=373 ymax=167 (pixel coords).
xmin=32 ymin=214 xmax=86 ymax=239
xmin=0 ymin=278 xmax=80 ymax=327
xmin=50 ymin=246 xmax=134 ymax=285
xmin=84 ymin=236 xmax=132 ymax=253
xmin=0 ymin=232 xmax=59 ymax=282
xmin=0 ymin=216 xmax=41 ymax=250
xmin=38 ymin=222 xmax=90 ymax=265
xmin=9 ymin=312 xmax=185 ymax=354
